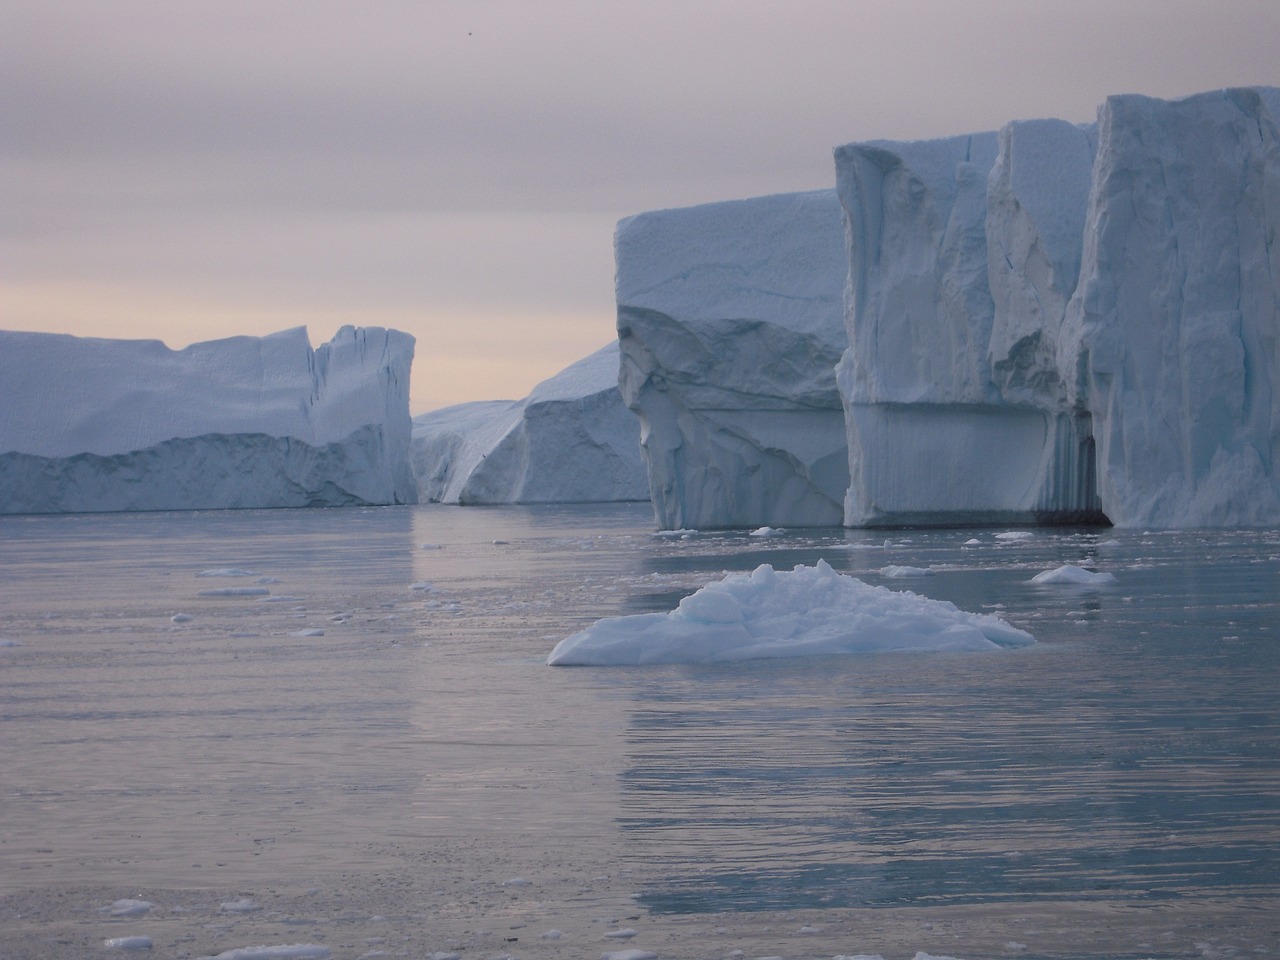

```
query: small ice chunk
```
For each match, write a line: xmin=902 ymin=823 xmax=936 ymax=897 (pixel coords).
xmin=219 ymin=897 xmax=262 ymax=914
xmin=601 ymin=951 xmax=656 ymax=960
xmin=104 ymin=936 xmax=152 ymax=950
xmin=502 ymin=877 xmax=531 ymax=886
xmin=291 ymin=629 xmax=325 ymax=638
xmin=197 ymin=568 xmax=257 ymax=577
xmin=995 ymin=531 xmax=1035 ymax=541
xmin=103 ymin=899 xmax=153 ymax=917
xmin=204 ymin=948 xmax=331 ymax=960
xmin=170 ymin=613 xmax=192 ymax=623
xmin=258 ymin=596 xmax=302 ymax=603
xmin=963 ymin=538 xmax=982 ymax=545
xmin=749 ymin=526 xmax=779 ymax=537
xmin=409 ymin=581 xmax=434 ymax=591
xmin=420 ymin=543 xmax=443 ymax=550
xmin=540 ymin=930 xmax=564 ymax=940
xmin=603 ymin=928 xmax=637 ymax=939
xmin=199 ymin=587 xmax=271 ymax=597
xmin=879 ymin=565 xmax=931 ymax=578
xmin=1030 ymin=565 xmax=1116 ymax=586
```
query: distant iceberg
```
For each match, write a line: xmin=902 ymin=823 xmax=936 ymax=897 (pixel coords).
xmin=615 ymin=190 xmax=850 ymax=530
xmin=547 ymin=559 xmax=1033 ymax=666
xmin=410 ymin=341 xmax=648 ymax=504
xmin=0 ymin=326 xmax=416 ymax=513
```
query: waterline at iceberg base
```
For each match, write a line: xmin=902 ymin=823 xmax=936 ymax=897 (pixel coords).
xmin=2 ymin=503 xmax=1276 ymax=959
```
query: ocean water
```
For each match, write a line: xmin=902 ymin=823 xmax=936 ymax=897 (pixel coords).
xmin=1 ymin=503 xmax=1277 ymax=960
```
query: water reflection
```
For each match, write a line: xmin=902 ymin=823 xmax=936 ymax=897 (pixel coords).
xmin=608 ymin=530 xmax=1280 ymax=914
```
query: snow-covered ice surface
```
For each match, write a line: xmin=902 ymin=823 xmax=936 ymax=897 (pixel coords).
xmin=410 ymin=341 xmax=648 ymax=504
xmin=0 ymin=326 xmax=416 ymax=513
xmin=615 ymin=190 xmax=850 ymax=529
xmin=1 ymin=504 xmax=1278 ymax=959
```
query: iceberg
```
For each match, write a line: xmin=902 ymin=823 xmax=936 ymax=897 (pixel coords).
xmin=0 ymin=326 xmax=416 ymax=513
xmin=1062 ymin=87 xmax=1280 ymax=527
xmin=837 ymin=86 xmax=1280 ymax=529
xmin=835 ymin=126 xmax=1105 ymax=527
xmin=410 ymin=341 xmax=648 ymax=504
xmin=546 ymin=559 xmax=1033 ymax=666
xmin=615 ymin=190 xmax=850 ymax=529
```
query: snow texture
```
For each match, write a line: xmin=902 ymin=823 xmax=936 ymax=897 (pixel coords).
xmin=410 ymin=341 xmax=647 ymax=503
xmin=547 ymin=559 xmax=1033 ymax=666
xmin=615 ymin=190 xmax=850 ymax=529
xmin=0 ymin=326 xmax=415 ymax=514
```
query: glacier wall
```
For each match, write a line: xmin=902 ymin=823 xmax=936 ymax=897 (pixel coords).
xmin=836 ymin=85 xmax=1280 ymax=528
xmin=615 ymin=190 xmax=850 ymax=529
xmin=1063 ymin=87 xmax=1280 ymax=527
xmin=410 ymin=341 xmax=648 ymax=504
xmin=0 ymin=326 xmax=417 ymax=513
xmin=836 ymin=126 xmax=1105 ymax=527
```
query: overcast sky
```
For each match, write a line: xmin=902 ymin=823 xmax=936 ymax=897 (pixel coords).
xmin=5 ymin=1 xmax=1279 ymax=413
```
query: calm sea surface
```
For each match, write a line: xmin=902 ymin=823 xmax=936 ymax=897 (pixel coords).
xmin=1 ymin=503 xmax=1277 ymax=959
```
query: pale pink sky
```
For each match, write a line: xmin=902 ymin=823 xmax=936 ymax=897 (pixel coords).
xmin=4 ymin=0 xmax=1279 ymax=413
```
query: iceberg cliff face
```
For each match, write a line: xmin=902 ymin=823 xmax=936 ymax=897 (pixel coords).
xmin=836 ymin=86 xmax=1280 ymax=529
xmin=615 ymin=190 xmax=850 ymax=529
xmin=836 ymin=127 xmax=1105 ymax=527
xmin=0 ymin=326 xmax=416 ymax=513
xmin=410 ymin=341 xmax=648 ymax=504
xmin=1062 ymin=87 xmax=1280 ymax=527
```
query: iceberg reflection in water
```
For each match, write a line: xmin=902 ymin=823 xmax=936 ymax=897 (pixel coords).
xmin=0 ymin=503 xmax=1277 ymax=958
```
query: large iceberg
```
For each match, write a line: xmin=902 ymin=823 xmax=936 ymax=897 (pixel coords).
xmin=547 ymin=559 xmax=1034 ymax=666
xmin=410 ymin=341 xmax=648 ymax=504
xmin=836 ymin=85 xmax=1280 ymax=529
xmin=1062 ymin=87 xmax=1280 ymax=527
xmin=835 ymin=125 xmax=1105 ymax=527
xmin=615 ymin=190 xmax=850 ymax=529
xmin=0 ymin=326 xmax=416 ymax=513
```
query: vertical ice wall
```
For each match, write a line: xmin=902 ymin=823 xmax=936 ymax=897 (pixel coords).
xmin=1063 ymin=87 xmax=1280 ymax=526
xmin=614 ymin=190 xmax=850 ymax=529
xmin=0 ymin=326 xmax=417 ymax=513
xmin=836 ymin=126 xmax=1106 ymax=526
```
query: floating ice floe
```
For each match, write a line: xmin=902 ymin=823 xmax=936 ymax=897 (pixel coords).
xmin=198 ymin=587 xmax=271 ymax=597
xmin=547 ymin=560 xmax=1033 ymax=666
xmin=102 ymin=899 xmax=154 ymax=917
xmin=104 ymin=936 xmax=153 ymax=951
xmin=880 ymin=565 xmax=932 ymax=578
xmin=200 ymin=947 xmax=330 ymax=960
xmin=1030 ymin=564 xmax=1116 ymax=586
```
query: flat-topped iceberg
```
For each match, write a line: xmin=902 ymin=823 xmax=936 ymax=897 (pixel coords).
xmin=410 ymin=341 xmax=647 ymax=504
xmin=836 ymin=125 xmax=1105 ymax=527
xmin=546 ymin=559 xmax=1033 ymax=666
xmin=1062 ymin=87 xmax=1280 ymax=527
xmin=835 ymin=84 xmax=1280 ymax=529
xmin=0 ymin=326 xmax=416 ymax=513
xmin=615 ymin=190 xmax=850 ymax=529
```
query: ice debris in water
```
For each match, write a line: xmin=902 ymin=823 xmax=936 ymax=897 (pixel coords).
xmin=202 ymin=947 xmax=330 ymax=960
xmin=102 ymin=899 xmax=153 ymax=917
xmin=547 ymin=559 xmax=1033 ymax=666
xmin=104 ymin=936 xmax=153 ymax=951
xmin=1030 ymin=564 xmax=1116 ymax=586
